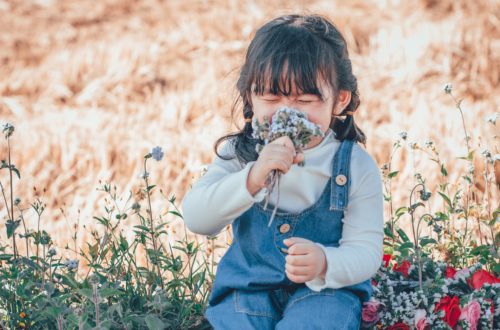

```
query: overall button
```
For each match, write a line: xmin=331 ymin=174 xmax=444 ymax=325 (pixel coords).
xmin=335 ymin=174 xmax=347 ymax=186
xmin=279 ymin=223 xmax=290 ymax=234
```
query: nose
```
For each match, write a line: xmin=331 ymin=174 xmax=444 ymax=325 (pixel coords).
xmin=275 ymin=97 xmax=300 ymax=111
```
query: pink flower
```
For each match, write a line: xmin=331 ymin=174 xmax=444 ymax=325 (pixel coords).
xmin=459 ymin=299 xmax=481 ymax=330
xmin=362 ymin=300 xmax=382 ymax=324
xmin=414 ymin=309 xmax=431 ymax=330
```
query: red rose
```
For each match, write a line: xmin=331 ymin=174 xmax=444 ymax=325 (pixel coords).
xmin=434 ymin=295 xmax=461 ymax=328
xmin=467 ymin=269 xmax=500 ymax=290
xmin=445 ymin=266 xmax=457 ymax=279
xmin=371 ymin=278 xmax=378 ymax=286
xmin=383 ymin=254 xmax=392 ymax=268
xmin=387 ymin=322 xmax=410 ymax=330
xmin=393 ymin=260 xmax=411 ymax=277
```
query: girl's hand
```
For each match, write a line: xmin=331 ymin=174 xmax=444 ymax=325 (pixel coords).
xmin=246 ymin=136 xmax=304 ymax=196
xmin=283 ymin=237 xmax=327 ymax=283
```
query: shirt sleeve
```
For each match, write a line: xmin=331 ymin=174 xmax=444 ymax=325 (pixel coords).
xmin=181 ymin=140 xmax=267 ymax=236
xmin=305 ymin=146 xmax=384 ymax=291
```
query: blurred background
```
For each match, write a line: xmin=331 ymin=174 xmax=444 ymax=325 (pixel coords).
xmin=0 ymin=0 xmax=498 ymax=258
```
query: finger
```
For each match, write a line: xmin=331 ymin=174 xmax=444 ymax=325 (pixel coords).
xmin=285 ymin=270 xmax=312 ymax=284
xmin=271 ymin=136 xmax=294 ymax=149
xmin=283 ymin=237 xmax=314 ymax=248
xmin=269 ymin=159 xmax=291 ymax=174
xmin=287 ymin=243 xmax=313 ymax=256
xmin=269 ymin=151 xmax=294 ymax=166
xmin=285 ymin=263 xmax=313 ymax=276
xmin=266 ymin=145 xmax=296 ymax=162
xmin=293 ymin=153 xmax=304 ymax=164
xmin=270 ymin=137 xmax=296 ymax=156
xmin=285 ymin=254 xmax=311 ymax=266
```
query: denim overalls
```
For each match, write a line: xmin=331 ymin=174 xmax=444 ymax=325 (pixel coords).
xmin=205 ymin=139 xmax=372 ymax=329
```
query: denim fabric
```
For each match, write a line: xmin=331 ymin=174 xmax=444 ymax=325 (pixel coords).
xmin=205 ymin=139 xmax=371 ymax=329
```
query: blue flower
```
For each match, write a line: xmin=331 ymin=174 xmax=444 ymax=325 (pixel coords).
xmin=151 ymin=146 xmax=164 ymax=161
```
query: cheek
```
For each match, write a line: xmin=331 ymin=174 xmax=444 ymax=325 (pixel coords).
xmin=303 ymin=109 xmax=332 ymax=130
xmin=252 ymin=102 xmax=278 ymax=122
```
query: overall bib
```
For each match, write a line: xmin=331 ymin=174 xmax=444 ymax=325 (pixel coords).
xmin=205 ymin=139 xmax=372 ymax=329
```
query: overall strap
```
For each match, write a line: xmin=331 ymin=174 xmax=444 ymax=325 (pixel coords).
xmin=329 ymin=139 xmax=355 ymax=211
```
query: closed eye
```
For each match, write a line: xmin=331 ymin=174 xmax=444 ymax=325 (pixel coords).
xmin=298 ymin=99 xmax=320 ymax=103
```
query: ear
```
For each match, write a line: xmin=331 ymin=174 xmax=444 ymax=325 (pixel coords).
xmin=332 ymin=90 xmax=352 ymax=115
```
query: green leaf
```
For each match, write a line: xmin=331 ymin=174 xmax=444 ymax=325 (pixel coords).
xmin=440 ymin=164 xmax=448 ymax=177
xmin=0 ymin=253 xmax=14 ymax=261
xmin=6 ymin=219 xmax=20 ymax=238
xmin=155 ymin=222 xmax=169 ymax=231
xmin=45 ymin=306 xmax=65 ymax=318
xmin=395 ymin=207 xmax=408 ymax=217
xmin=18 ymin=256 xmax=42 ymax=271
xmin=410 ymin=202 xmax=424 ymax=211
xmin=119 ymin=235 xmax=129 ymax=251
xmin=388 ymin=171 xmax=399 ymax=179
xmin=77 ymin=288 xmax=94 ymax=301
xmin=133 ymin=225 xmax=151 ymax=233
xmin=384 ymin=226 xmax=395 ymax=239
xmin=146 ymin=185 xmax=156 ymax=192
xmin=99 ymin=288 xmax=124 ymax=298
xmin=419 ymin=237 xmax=437 ymax=247
xmin=399 ymin=241 xmax=414 ymax=250
xmin=11 ymin=166 xmax=21 ymax=179
xmin=438 ymin=192 xmax=452 ymax=210
xmin=397 ymin=228 xmax=410 ymax=242
xmin=467 ymin=149 xmax=475 ymax=161
xmin=168 ymin=210 xmax=183 ymax=219
xmin=57 ymin=273 xmax=79 ymax=289
xmin=492 ymin=263 xmax=500 ymax=275
xmin=145 ymin=315 xmax=165 ymax=330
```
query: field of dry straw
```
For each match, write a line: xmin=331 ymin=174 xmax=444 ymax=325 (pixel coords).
xmin=0 ymin=0 xmax=499 ymax=260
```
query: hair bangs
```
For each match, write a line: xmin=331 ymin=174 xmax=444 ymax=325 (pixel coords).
xmin=249 ymin=28 xmax=337 ymax=99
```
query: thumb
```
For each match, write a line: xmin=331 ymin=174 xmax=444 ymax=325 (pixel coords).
xmin=293 ymin=153 xmax=304 ymax=164
xmin=283 ymin=236 xmax=312 ymax=246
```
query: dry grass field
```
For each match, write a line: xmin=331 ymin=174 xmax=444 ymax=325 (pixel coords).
xmin=0 ymin=0 xmax=498 ymax=260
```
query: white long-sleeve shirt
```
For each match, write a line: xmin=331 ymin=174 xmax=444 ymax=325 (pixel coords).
xmin=181 ymin=128 xmax=384 ymax=291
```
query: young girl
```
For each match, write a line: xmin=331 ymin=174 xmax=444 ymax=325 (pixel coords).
xmin=182 ymin=14 xmax=384 ymax=329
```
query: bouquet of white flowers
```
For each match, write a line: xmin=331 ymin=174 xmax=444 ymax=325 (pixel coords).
xmin=251 ymin=106 xmax=325 ymax=226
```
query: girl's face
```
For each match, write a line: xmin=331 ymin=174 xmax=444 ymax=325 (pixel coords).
xmin=250 ymin=77 xmax=347 ymax=149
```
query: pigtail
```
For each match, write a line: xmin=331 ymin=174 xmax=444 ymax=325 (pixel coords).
xmin=328 ymin=50 xmax=367 ymax=146
xmin=214 ymin=101 xmax=259 ymax=164
xmin=331 ymin=88 xmax=366 ymax=146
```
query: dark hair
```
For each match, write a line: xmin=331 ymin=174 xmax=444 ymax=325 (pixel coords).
xmin=215 ymin=14 xmax=366 ymax=165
